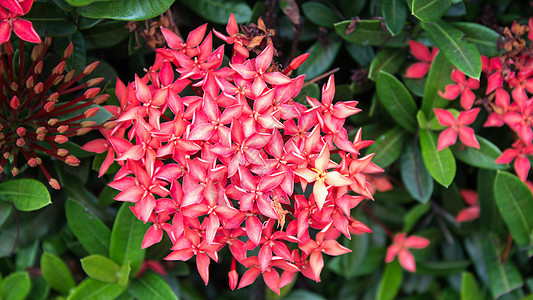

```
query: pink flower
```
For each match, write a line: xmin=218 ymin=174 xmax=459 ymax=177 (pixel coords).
xmin=456 ymin=190 xmax=480 ymax=222
xmin=385 ymin=233 xmax=430 ymax=272
xmin=0 ymin=0 xmax=40 ymax=44
xmin=404 ymin=41 xmax=438 ymax=78
xmin=439 ymin=69 xmax=480 ymax=110
xmin=434 ymin=108 xmax=480 ymax=151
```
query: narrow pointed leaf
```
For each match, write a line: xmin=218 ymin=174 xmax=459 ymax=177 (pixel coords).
xmin=76 ymin=0 xmax=174 ymax=21
xmin=81 ymin=255 xmax=121 ymax=283
xmin=41 ymin=252 xmax=75 ymax=294
xmin=377 ymin=260 xmax=403 ymax=300
xmin=481 ymin=237 xmax=523 ymax=298
xmin=461 ymin=272 xmax=481 ymax=300
xmin=420 ymin=20 xmax=481 ymax=79
xmin=452 ymin=22 xmax=502 ymax=57
xmin=494 ymin=171 xmax=533 ymax=246
xmin=411 ymin=0 xmax=452 ymax=22
xmin=129 ymin=271 xmax=178 ymax=300
xmin=334 ymin=20 xmax=408 ymax=47
xmin=66 ymin=199 xmax=111 ymax=256
xmin=0 ymin=179 xmax=51 ymax=211
xmin=477 ymin=169 xmax=505 ymax=234
xmin=451 ymin=136 xmax=507 ymax=170
xmin=297 ymin=39 xmax=341 ymax=80
xmin=376 ymin=71 xmax=417 ymax=132
xmin=68 ymin=278 xmax=125 ymax=300
xmin=368 ymin=48 xmax=405 ymax=81
xmin=403 ymin=203 xmax=431 ymax=232
xmin=400 ymin=141 xmax=434 ymax=203
xmin=419 ymin=130 xmax=456 ymax=187
xmin=421 ymin=51 xmax=453 ymax=118
xmin=366 ymin=127 xmax=405 ymax=168
xmin=382 ymin=0 xmax=407 ymax=35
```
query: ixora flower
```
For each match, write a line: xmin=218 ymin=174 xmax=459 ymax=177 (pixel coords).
xmin=0 ymin=0 xmax=40 ymax=44
xmin=385 ymin=233 xmax=430 ymax=272
xmin=86 ymin=15 xmax=382 ymax=294
xmin=0 ymin=38 xmax=107 ymax=188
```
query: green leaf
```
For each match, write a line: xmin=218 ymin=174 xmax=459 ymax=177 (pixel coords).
xmin=376 ymin=71 xmax=417 ymax=132
xmin=382 ymin=0 xmax=407 ymax=35
xmin=297 ymin=40 xmax=341 ymax=80
xmin=421 ymin=51 xmax=453 ymax=118
xmin=65 ymin=199 xmax=111 ymax=256
xmin=16 ymin=240 xmax=40 ymax=270
xmin=400 ymin=142 xmax=434 ymax=204
xmin=0 ymin=201 xmax=12 ymax=227
xmin=340 ymin=0 xmax=367 ymax=17
xmin=41 ymin=252 xmax=75 ymax=294
xmin=368 ymin=48 xmax=406 ymax=81
xmin=68 ymin=278 xmax=125 ymax=300
xmin=26 ymin=276 xmax=49 ymax=300
xmin=301 ymin=2 xmax=340 ymax=28
xmin=0 ymin=271 xmax=31 ymax=300
xmin=129 ymin=272 xmax=178 ymax=300
xmin=283 ymin=290 xmax=327 ymax=300
xmin=76 ymin=0 xmax=173 ymax=21
xmin=416 ymin=261 xmax=470 ymax=276
xmin=403 ymin=203 xmax=431 ymax=232
xmin=411 ymin=0 xmax=452 ymax=22
xmin=117 ymin=263 xmax=131 ymax=287
xmin=451 ymin=136 xmax=507 ymax=170
xmin=494 ymin=171 xmax=533 ymax=246
xmin=55 ymin=31 xmax=86 ymax=75
xmin=366 ymin=127 xmax=405 ymax=168
xmin=338 ymin=233 xmax=369 ymax=279
xmin=403 ymin=77 xmax=427 ymax=97
xmin=179 ymin=0 xmax=252 ymax=24
xmin=461 ymin=272 xmax=481 ymax=300
xmin=477 ymin=169 xmax=505 ymax=234
xmin=335 ymin=20 xmax=408 ymax=47
xmin=82 ymin=20 xmax=130 ymax=50
xmin=66 ymin=0 xmax=111 ymax=6
xmin=419 ymin=130 xmax=456 ymax=187
xmin=0 ymin=179 xmax=51 ymax=211
xmin=24 ymin=2 xmax=77 ymax=37
xmin=377 ymin=261 xmax=403 ymax=300
xmin=452 ymin=22 xmax=502 ymax=57
xmin=81 ymin=255 xmax=121 ymax=283
xmin=345 ymin=43 xmax=375 ymax=66
xmin=109 ymin=203 xmax=149 ymax=274
xmin=482 ymin=237 xmax=523 ymax=298
xmin=420 ymin=20 xmax=481 ymax=79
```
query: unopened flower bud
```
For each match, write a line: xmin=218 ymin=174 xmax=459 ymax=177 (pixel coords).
xmin=83 ymin=61 xmax=99 ymax=75
xmin=53 ymin=75 xmax=64 ymax=85
xmin=63 ymin=42 xmax=74 ymax=58
xmin=103 ymin=121 xmax=119 ymax=129
xmin=34 ymin=82 xmax=43 ymax=94
xmin=34 ymin=61 xmax=43 ymax=75
xmin=81 ymin=121 xmax=97 ymax=128
xmin=57 ymin=125 xmax=69 ymax=133
xmin=84 ymin=87 xmax=101 ymax=99
xmin=65 ymin=155 xmax=80 ymax=166
xmin=16 ymin=127 xmax=26 ymax=136
xmin=16 ymin=138 xmax=25 ymax=147
xmin=87 ymin=77 xmax=104 ymax=87
xmin=54 ymin=135 xmax=68 ymax=144
xmin=35 ymin=157 xmax=42 ymax=164
xmin=31 ymin=46 xmax=39 ymax=61
xmin=84 ymin=107 xmax=99 ymax=118
xmin=64 ymin=70 xmax=75 ymax=83
xmin=49 ymin=178 xmax=60 ymax=190
xmin=28 ymin=158 xmax=37 ymax=167
xmin=0 ymin=123 xmax=3 ymax=131
xmin=45 ymin=37 xmax=52 ymax=46
xmin=37 ymin=133 xmax=46 ymax=141
xmin=36 ymin=127 xmax=47 ymax=135
xmin=57 ymin=149 xmax=68 ymax=156
xmin=53 ymin=61 xmax=66 ymax=75
xmin=48 ymin=92 xmax=59 ymax=102
xmin=10 ymin=82 xmax=18 ymax=91
xmin=11 ymin=167 xmax=18 ymax=176
xmin=0 ymin=133 xmax=4 ymax=140
xmin=93 ymin=94 xmax=109 ymax=105
xmin=26 ymin=76 xmax=34 ymax=89
xmin=48 ymin=118 xmax=58 ymax=126
xmin=44 ymin=102 xmax=55 ymax=112
xmin=76 ymin=128 xmax=92 ymax=136
xmin=3 ymin=152 xmax=10 ymax=159
xmin=10 ymin=96 xmax=19 ymax=109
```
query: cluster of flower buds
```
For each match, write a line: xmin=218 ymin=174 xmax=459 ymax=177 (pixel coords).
xmin=0 ymin=38 xmax=107 ymax=188
xmin=0 ymin=0 xmax=40 ymax=44
xmin=85 ymin=15 xmax=381 ymax=293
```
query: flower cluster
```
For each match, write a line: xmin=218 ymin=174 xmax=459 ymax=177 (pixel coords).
xmin=86 ymin=15 xmax=381 ymax=294
xmin=0 ymin=0 xmax=40 ymax=44
xmin=0 ymin=38 xmax=106 ymax=188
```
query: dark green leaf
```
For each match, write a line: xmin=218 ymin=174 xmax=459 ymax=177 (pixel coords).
xmin=461 ymin=272 xmax=481 ymax=300
xmin=339 ymin=234 xmax=369 ymax=279
xmin=179 ymin=0 xmax=252 ymax=24
xmin=0 ymin=201 xmax=12 ymax=227
xmin=416 ymin=261 xmax=470 ymax=276
xmin=477 ymin=169 xmax=505 ymax=234
xmin=494 ymin=171 xmax=533 ymax=246
xmin=81 ymin=255 xmax=121 ymax=283
xmin=452 ymin=22 xmax=502 ymax=57
xmin=0 ymin=271 xmax=31 ymax=300
xmin=366 ymin=127 xmax=405 ymax=168
xmin=76 ymin=0 xmax=173 ymax=21
xmin=24 ymin=2 xmax=77 ymax=37
xmin=345 ymin=43 xmax=375 ymax=66
xmin=110 ymin=203 xmax=149 ymax=274
xmin=65 ymin=199 xmax=111 ymax=256
xmin=376 ymin=71 xmax=417 ymax=132
xmin=61 ymin=141 xmax=93 ymax=158
xmin=302 ymin=2 xmax=340 ymax=28
xmin=451 ymin=136 xmax=507 ymax=170
xmin=412 ymin=0 xmax=452 ymax=22
xmin=66 ymin=0 xmax=112 ymax=6
xmin=377 ymin=261 xmax=403 ymax=300
xmin=16 ymin=240 xmax=39 ymax=270
xmin=82 ymin=20 xmax=129 ymax=50
xmin=482 ymin=237 xmax=523 ymax=298
xmin=420 ymin=20 xmax=481 ymax=79
xmin=41 ymin=252 xmax=75 ymax=294
xmin=368 ymin=48 xmax=406 ymax=81
xmin=26 ymin=276 xmax=49 ymax=300
xmin=340 ymin=0 xmax=367 ymax=17
xmin=129 ymin=272 xmax=178 ymax=300
xmin=55 ymin=31 xmax=86 ymax=74
xmin=68 ymin=278 xmax=125 ymax=300
xmin=403 ymin=203 xmax=431 ymax=232
xmin=421 ymin=51 xmax=453 ymax=118
xmin=403 ymin=77 xmax=427 ymax=97
xmin=0 ymin=179 xmax=51 ymax=211
xmin=335 ymin=20 xmax=408 ymax=47
xmin=297 ymin=40 xmax=341 ymax=80
xmin=283 ymin=290 xmax=327 ymax=300
xmin=77 ymin=17 xmax=103 ymax=30
xmin=382 ymin=0 xmax=407 ymax=35
xmin=419 ymin=130 xmax=456 ymax=187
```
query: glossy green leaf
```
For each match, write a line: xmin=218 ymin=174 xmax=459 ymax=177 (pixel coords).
xmin=77 ymin=17 xmax=103 ymax=30
xmin=0 ymin=271 xmax=31 ymax=300
xmin=368 ymin=48 xmax=406 ymax=81
xmin=421 ymin=51 xmax=453 ymax=118
xmin=494 ymin=171 xmax=533 ymax=246
xmin=452 ymin=22 xmax=502 ymax=57
xmin=66 ymin=0 xmax=111 ymax=6
xmin=403 ymin=203 xmax=431 ymax=232
xmin=26 ymin=276 xmax=49 ymax=300
xmin=412 ymin=0 xmax=452 ymax=22
xmin=110 ymin=203 xmax=149 ymax=274
xmin=345 ymin=43 xmax=375 ymax=66
xmin=403 ymin=77 xmax=427 ymax=97
xmin=83 ymin=20 xmax=129 ymax=50
xmin=376 ymin=71 xmax=417 ymax=132
xmin=420 ymin=20 xmax=481 ymax=79
xmin=482 ymin=237 xmax=523 ymax=298
xmin=117 ymin=262 xmax=131 ymax=287
xmin=55 ymin=31 xmax=86 ymax=75
xmin=366 ymin=127 xmax=405 ymax=168
xmin=419 ymin=130 xmax=456 ymax=187
xmin=65 ymin=199 xmax=111 ymax=256
xmin=338 ymin=233 xmax=369 ymax=279
xmin=24 ymin=2 xmax=77 ymax=37
xmin=283 ymin=290 xmax=327 ymax=300
xmin=451 ymin=136 xmax=507 ymax=170
xmin=382 ymin=0 xmax=407 ymax=35
xmin=477 ymin=169 xmax=505 ymax=234
xmin=76 ymin=0 xmax=173 ymax=21
xmin=340 ymin=0 xmax=367 ymax=17
xmin=297 ymin=40 xmax=341 ymax=80
xmin=377 ymin=261 xmax=403 ymax=300
xmin=129 ymin=271 xmax=178 ymax=300
xmin=0 ymin=179 xmax=51 ymax=211
xmin=417 ymin=261 xmax=470 ymax=276
xmin=302 ymin=2 xmax=340 ymax=28
xmin=461 ymin=272 xmax=481 ymax=300
xmin=335 ymin=20 xmax=408 ymax=47
xmin=68 ymin=278 xmax=125 ymax=300
xmin=0 ymin=201 xmax=12 ymax=227
xmin=41 ymin=252 xmax=75 ymax=294
xmin=81 ymin=255 xmax=121 ymax=283
xmin=16 ymin=240 xmax=39 ymax=270
xmin=179 ymin=0 xmax=252 ymax=24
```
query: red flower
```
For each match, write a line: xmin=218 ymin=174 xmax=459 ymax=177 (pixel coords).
xmin=439 ymin=69 xmax=480 ymax=110
xmin=434 ymin=108 xmax=480 ymax=151
xmin=0 ymin=0 xmax=40 ymax=44
xmin=385 ymin=233 xmax=430 ymax=272
xmin=456 ymin=189 xmax=480 ymax=222
xmin=404 ymin=40 xmax=438 ymax=79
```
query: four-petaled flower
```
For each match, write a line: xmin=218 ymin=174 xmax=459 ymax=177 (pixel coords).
xmin=385 ymin=233 xmax=430 ymax=272
xmin=404 ymin=40 xmax=438 ymax=79
xmin=434 ymin=108 xmax=480 ymax=151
